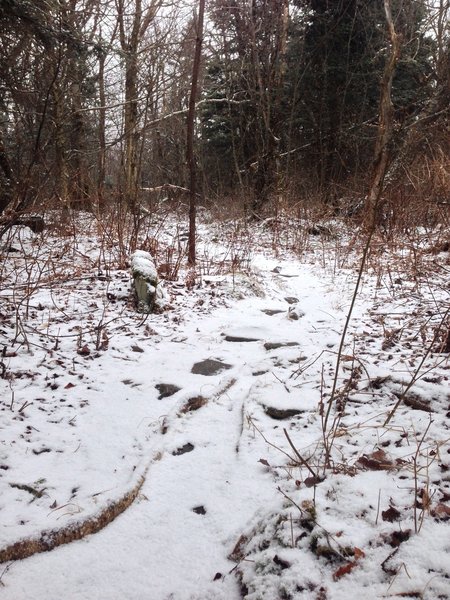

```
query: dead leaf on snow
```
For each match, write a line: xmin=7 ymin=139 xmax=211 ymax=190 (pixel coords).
xmin=382 ymin=506 xmax=401 ymax=522
xmin=357 ymin=449 xmax=395 ymax=471
xmin=228 ymin=534 xmax=248 ymax=562
xmin=431 ymin=502 xmax=450 ymax=520
xmin=384 ymin=529 xmax=411 ymax=548
xmin=333 ymin=561 xmax=358 ymax=580
xmin=333 ymin=546 xmax=365 ymax=580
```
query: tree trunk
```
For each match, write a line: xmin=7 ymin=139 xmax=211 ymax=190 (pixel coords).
xmin=186 ymin=0 xmax=205 ymax=266
xmin=117 ymin=0 xmax=161 ymax=213
xmin=97 ymin=44 xmax=106 ymax=206
xmin=366 ymin=0 xmax=401 ymax=225
xmin=0 ymin=131 xmax=14 ymax=216
xmin=53 ymin=83 xmax=69 ymax=208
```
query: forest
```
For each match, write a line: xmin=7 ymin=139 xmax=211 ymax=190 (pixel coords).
xmin=0 ymin=0 xmax=448 ymax=234
xmin=0 ymin=2 xmax=449 ymax=599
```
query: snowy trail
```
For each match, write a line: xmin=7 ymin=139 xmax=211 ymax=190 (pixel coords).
xmin=1 ymin=262 xmax=354 ymax=599
xmin=3 ymin=223 xmax=450 ymax=600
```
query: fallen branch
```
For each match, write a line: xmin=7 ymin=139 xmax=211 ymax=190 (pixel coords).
xmin=0 ymin=471 xmax=147 ymax=563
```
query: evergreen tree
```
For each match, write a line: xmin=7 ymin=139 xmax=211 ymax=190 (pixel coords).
xmin=288 ymin=0 xmax=435 ymax=199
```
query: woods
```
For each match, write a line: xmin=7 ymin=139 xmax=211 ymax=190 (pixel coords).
xmin=1 ymin=3 xmax=450 ymax=598
xmin=0 ymin=0 xmax=448 ymax=236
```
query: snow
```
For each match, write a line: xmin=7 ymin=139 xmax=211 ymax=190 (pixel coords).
xmin=0 ymin=213 xmax=449 ymax=599
xmin=130 ymin=250 xmax=158 ymax=281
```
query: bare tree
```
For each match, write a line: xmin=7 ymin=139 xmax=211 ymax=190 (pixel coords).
xmin=366 ymin=0 xmax=401 ymax=222
xmin=116 ymin=0 xmax=162 ymax=212
xmin=206 ymin=0 xmax=289 ymax=216
xmin=186 ymin=0 xmax=206 ymax=265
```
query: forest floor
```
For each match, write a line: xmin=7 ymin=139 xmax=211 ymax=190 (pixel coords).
xmin=0 ymin=208 xmax=449 ymax=600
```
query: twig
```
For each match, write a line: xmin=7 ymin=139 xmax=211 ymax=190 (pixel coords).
xmin=413 ymin=417 xmax=433 ymax=534
xmin=375 ymin=489 xmax=382 ymax=525
xmin=248 ymin=416 xmax=295 ymax=464
xmin=283 ymin=428 xmax=317 ymax=478
xmin=384 ymin=308 xmax=450 ymax=426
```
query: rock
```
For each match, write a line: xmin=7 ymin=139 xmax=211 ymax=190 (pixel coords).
xmin=172 ymin=443 xmax=194 ymax=456
xmin=284 ymin=296 xmax=298 ymax=305
xmin=191 ymin=359 xmax=232 ymax=376
xmin=263 ymin=406 xmax=303 ymax=420
xmin=223 ymin=326 xmax=266 ymax=343
xmin=192 ymin=505 xmax=206 ymax=515
xmin=131 ymin=345 xmax=144 ymax=353
xmin=130 ymin=250 xmax=161 ymax=313
xmin=155 ymin=383 xmax=181 ymax=399
xmin=264 ymin=341 xmax=300 ymax=351
xmin=288 ymin=304 xmax=305 ymax=320
xmin=261 ymin=309 xmax=285 ymax=316
xmin=224 ymin=335 xmax=260 ymax=343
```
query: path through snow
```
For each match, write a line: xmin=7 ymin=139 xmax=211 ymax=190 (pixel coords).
xmin=1 ymin=261 xmax=353 ymax=599
xmin=1 ymin=220 xmax=449 ymax=600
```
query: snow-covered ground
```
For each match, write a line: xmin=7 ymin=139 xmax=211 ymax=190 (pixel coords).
xmin=0 ymin=211 xmax=449 ymax=599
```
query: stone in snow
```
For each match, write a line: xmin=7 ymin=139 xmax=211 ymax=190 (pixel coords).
xmin=130 ymin=249 xmax=165 ymax=313
xmin=288 ymin=304 xmax=305 ymax=320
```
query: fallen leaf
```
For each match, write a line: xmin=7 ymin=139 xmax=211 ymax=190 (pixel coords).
xmin=228 ymin=534 xmax=248 ymax=562
xmin=382 ymin=506 xmax=401 ymax=522
xmin=64 ymin=382 xmax=76 ymax=389
xmin=333 ymin=561 xmax=357 ymax=580
xmin=357 ymin=449 xmax=394 ymax=471
xmin=385 ymin=529 xmax=411 ymax=547
xmin=432 ymin=503 xmax=450 ymax=520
